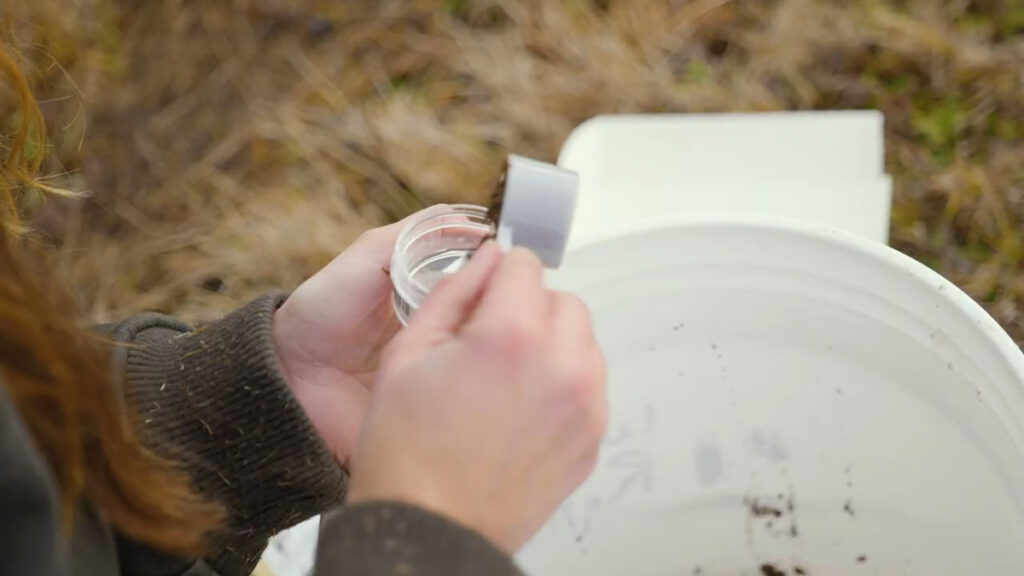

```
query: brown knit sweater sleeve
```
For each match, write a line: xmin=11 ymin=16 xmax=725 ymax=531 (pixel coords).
xmin=109 ymin=293 xmax=524 ymax=576
xmin=108 ymin=293 xmax=346 ymax=575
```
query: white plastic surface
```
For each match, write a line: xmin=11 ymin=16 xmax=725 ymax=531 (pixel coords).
xmin=557 ymin=112 xmax=892 ymax=247
xmin=262 ymin=515 xmax=320 ymax=576
xmin=497 ymin=155 xmax=579 ymax=268
xmin=517 ymin=216 xmax=1024 ymax=575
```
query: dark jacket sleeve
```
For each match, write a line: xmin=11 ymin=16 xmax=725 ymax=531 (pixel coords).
xmin=315 ymin=502 xmax=524 ymax=576
xmin=108 ymin=293 xmax=523 ymax=576
xmin=0 ymin=384 xmax=65 ymax=576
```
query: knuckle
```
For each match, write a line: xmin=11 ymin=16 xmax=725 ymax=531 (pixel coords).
xmin=555 ymin=356 xmax=606 ymax=446
xmin=588 ymin=399 xmax=609 ymax=444
xmin=575 ymin=444 xmax=602 ymax=484
xmin=560 ymin=292 xmax=592 ymax=321
xmin=594 ymin=348 xmax=608 ymax=386
xmin=488 ymin=315 xmax=542 ymax=355
xmin=557 ymin=359 xmax=599 ymax=406
xmin=582 ymin=443 xmax=602 ymax=473
xmin=562 ymin=361 xmax=595 ymax=392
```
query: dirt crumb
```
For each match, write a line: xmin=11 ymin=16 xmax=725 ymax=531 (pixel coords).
xmin=843 ymin=499 xmax=855 ymax=517
xmin=745 ymin=497 xmax=783 ymax=518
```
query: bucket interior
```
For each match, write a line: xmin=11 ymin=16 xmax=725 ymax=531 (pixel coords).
xmin=520 ymin=220 xmax=1024 ymax=576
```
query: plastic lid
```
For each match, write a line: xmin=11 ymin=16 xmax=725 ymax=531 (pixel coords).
xmin=495 ymin=155 xmax=579 ymax=269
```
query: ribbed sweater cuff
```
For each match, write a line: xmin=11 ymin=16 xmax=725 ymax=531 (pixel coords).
xmin=110 ymin=293 xmax=345 ymax=572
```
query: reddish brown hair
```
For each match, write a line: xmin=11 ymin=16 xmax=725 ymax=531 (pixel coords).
xmin=0 ymin=47 xmax=223 ymax=556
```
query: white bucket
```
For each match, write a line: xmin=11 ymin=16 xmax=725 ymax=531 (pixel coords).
xmin=521 ymin=216 xmax=1024 ymax=575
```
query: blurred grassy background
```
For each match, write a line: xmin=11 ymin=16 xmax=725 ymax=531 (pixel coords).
xmin=3 ymin=0 xmax=1023 ymax=342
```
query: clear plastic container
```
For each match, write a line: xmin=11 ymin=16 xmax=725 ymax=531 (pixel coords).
xmin=390 ymin=204 xmax=495 ymax=324
xmin=390 ymin=155 xmax=580 ymax=325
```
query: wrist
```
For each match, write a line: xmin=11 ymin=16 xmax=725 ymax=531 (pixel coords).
xmin=272 ymin=303 xmax=369 ymax=467
xmin=272 ymin=303 xmax=319 ymax=430
xmin=272 ymin=301 xmax=299 ymax=380
xmin=272 ymin=301 xmax=320 ymax=400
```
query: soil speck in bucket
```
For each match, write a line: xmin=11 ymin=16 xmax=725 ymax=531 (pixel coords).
xmin=746 ymin=498 xmax=783 ymax=518
xmin=673 ymin=323 xmax=685 ymax=331
xmin=711 ymin=343 xmax=718 ymax=351
xmin=794 ymin=567 xmax=806 ymax=575
xmin=857 ymin=555 xmax=867 ymax=563
xmin=760 ymin=564 xmax=786 ymax=576
xmin=843 ymin=499 xmax=855 ymax=517
xmin=692 ymin=568 xmax=703 ymax=576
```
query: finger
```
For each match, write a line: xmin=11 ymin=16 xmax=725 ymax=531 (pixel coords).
xmin=346 ymin=205 xmax=453 ymax=269
xmin=308 ymin=205 xmax=460 ymax=303
xmin=589 ymin=343 xmax=608 ymax=421
xmin=405 ymin=241 xmax=503 ymax=340
xmin=471 ymin=248 xmax=547 ymax=328
xmin=552 ymin=292 xmax=607 ymax=418
xmin=550 ymin=292 xmax=599 ymax=367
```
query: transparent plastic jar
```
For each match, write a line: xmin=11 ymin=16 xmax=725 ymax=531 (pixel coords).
xmin=390 ymin=204 xmax=495 ymax=324
xmin=390 ymin=155 xmax=579 ymax=325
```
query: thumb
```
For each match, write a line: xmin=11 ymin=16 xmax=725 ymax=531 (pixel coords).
xmin=403 ymin=241 xmax=502 ymax=344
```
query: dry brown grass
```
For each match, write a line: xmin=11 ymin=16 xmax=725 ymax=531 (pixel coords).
xmin=3 ymin=0 xmax=1024 ymax=342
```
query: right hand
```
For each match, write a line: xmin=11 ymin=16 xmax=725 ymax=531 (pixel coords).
xmin=347 ymin=242 xmax=607 ymax=552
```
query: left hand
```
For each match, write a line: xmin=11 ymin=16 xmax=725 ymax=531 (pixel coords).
xmin=272 ymin=216 xmax=412 ymax=467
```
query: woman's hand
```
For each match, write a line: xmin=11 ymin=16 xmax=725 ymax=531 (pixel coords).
xmin=348 ymin=243 xmax=607 ymax=552
xmin=272 ymin=218 xmax=408 ymax=467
